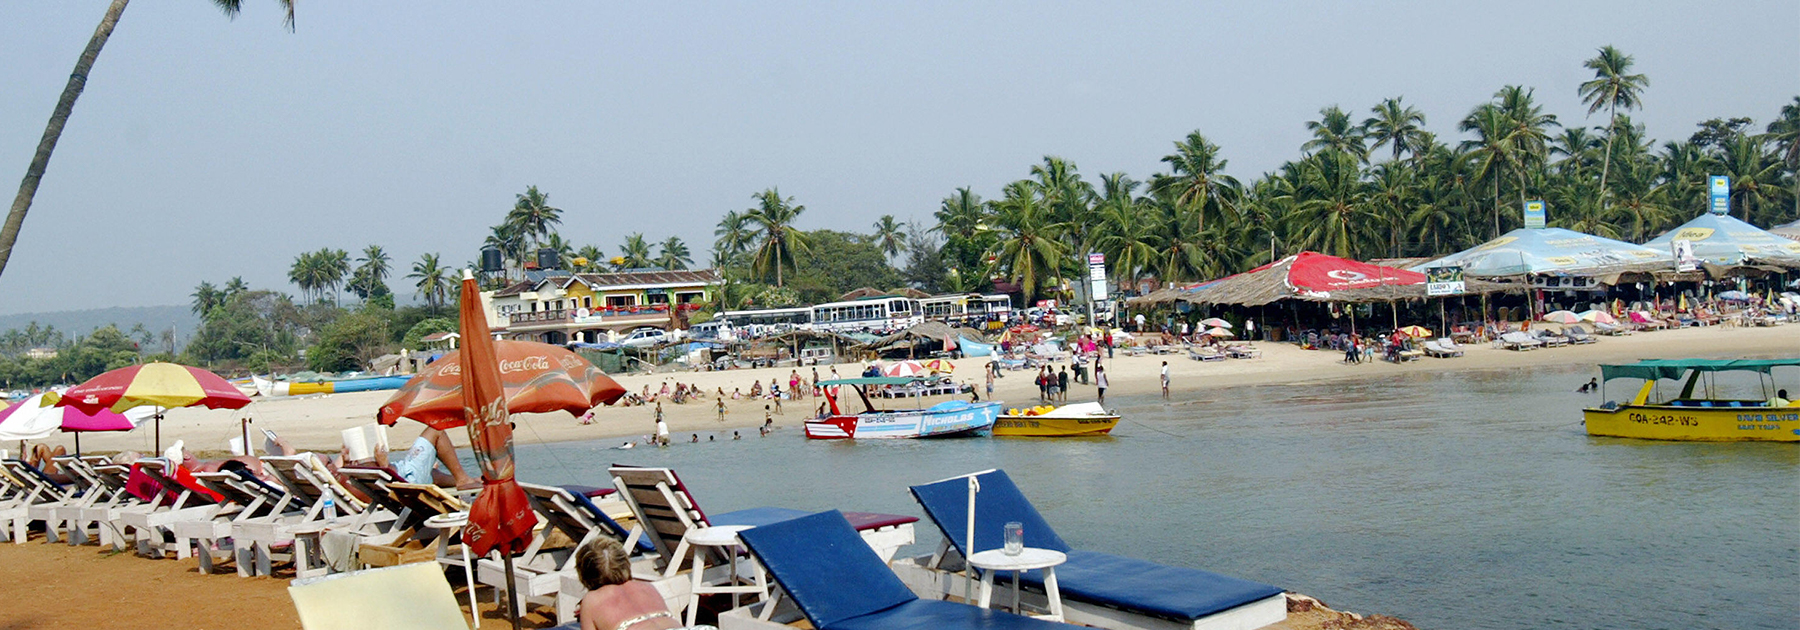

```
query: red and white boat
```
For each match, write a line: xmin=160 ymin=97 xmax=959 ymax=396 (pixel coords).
xmin=804 ymin=377 xmax=1001 ymax=439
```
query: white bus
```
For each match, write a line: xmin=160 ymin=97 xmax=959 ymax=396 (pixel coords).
xmin=919 ymin=293 xmax=1013 ymax=325
xmin=809 ymin=297 xmax=922 ymax=333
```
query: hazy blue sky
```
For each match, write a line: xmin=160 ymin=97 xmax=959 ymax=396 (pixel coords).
xmin=2 ymin=1 xmax=1795 ymax=314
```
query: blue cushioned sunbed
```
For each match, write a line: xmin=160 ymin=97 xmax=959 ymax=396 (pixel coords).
xmin=736 ymin=510 xmax=1073 ymax=630
xmin=909 ymin=470 xmax=1284 ymax=623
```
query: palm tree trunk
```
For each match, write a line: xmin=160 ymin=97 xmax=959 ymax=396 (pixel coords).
xmin=1597 ymin=106 xmax=1616 ymax=209
xmin=0 ymin=0 xmax=131 ymax=279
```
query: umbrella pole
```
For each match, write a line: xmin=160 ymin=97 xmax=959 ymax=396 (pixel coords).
xmin=155 ymin=411 xmax=163 ymax=453
xmin=74 ymin=433 xmax=80 ymax=457
xmin=503 ymin=553 xmax=522 ymax=630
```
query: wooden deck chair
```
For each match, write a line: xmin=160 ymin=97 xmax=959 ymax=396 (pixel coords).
xmin=608 ymin=466 xmax=719 ymax=578
xmin=50 ymin=456 xmax=133 ymax=546
xmin=241 ymin=455 xmax=387 ymax=578
xmin=59 ymin=463 xmax=145 ymax=549
xmin=288 ymin=562 xmax=469 ymax=630
xmin=358 ymin=482 xmax=468 ymax=570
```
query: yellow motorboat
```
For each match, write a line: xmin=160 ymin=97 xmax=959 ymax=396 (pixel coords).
xmin=1583 ymin=358 xmax=1800 ymax=442
xmin=994 ymin=402 xmax=1120 ymax=437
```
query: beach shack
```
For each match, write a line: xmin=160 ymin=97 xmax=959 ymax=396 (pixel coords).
xmin=487 ymin=269 xmax=720 ymax=344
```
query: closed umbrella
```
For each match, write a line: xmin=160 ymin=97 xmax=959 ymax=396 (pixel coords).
xmin=1540 ymin=310 xmax=1582 ymax=325
xmin=58 ymin=362 xmax=251 ymax=451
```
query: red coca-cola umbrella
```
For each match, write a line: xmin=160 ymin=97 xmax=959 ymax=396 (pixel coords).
xmin=378 ymin=272 xmax=622 ymax=630
xmin=375 ymin=343 xmax=625 ymax=428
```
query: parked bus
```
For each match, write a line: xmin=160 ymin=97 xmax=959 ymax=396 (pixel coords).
xmin=809 ymin=296 xmax=922 ymax=333
xmin=719 ymin=307 xmax=812 ymax=338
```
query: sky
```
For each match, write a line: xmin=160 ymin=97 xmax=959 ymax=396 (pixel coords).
xmin=1 ymin=1 xmax=1795 ymax=314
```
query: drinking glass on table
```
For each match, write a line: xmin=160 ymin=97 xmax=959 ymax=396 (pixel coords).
xmin=1003 ymin=521 xmax=1023 ymax=555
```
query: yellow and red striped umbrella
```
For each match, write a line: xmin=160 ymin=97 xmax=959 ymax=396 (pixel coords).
xmin=58 ymin=362 xmax=250 ymax=450
xmin=60 ymin=362 xmax=250 ymax=415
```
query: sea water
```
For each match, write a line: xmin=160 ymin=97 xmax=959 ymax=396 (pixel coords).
xmin=514 ymin=364 xmax=1799 ymax=630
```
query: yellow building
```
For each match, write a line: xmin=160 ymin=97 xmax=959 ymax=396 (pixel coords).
xmin=488 ymin=269 xmax=719 ymax=343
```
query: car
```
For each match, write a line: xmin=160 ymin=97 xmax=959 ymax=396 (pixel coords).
xmin=620 ymin=328 xmax=679 ymax=348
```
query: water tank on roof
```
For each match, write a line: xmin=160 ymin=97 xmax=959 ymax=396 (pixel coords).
xmin=480 ymin=246 xmax=504 ymax=272
xmin=536 ymin=248 xmax=559 ymax=270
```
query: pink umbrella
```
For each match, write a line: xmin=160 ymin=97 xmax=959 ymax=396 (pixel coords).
xmin=1540 ymin=310 xmax=1582 ymax=325
xmin=1579 ymin=310 xmax=1617 ymax=325
xmin=0 ymin=392 xmax=151 ymax=453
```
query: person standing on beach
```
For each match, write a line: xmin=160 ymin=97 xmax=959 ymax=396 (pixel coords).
xmin=715 ymin=397 xmax=727 ymax=422
xmin=1058 ymin=367 xmax=1070 ymax=402
xmin=1095 ymin=364 xmax=1108 ymax=407
xmin=764 ymin=405 xmax=774 ymax=431
xmin=985 ymin=368 xmax=995 ymax=399
xmin=1161 ymin=361 xmax=1170 ymax=399
xmin=1104 ymin=331 xmax=1114 ymax=358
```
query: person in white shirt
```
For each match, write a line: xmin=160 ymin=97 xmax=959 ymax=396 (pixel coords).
xmin=1160 ymin=361 xmax=1170 ymax=399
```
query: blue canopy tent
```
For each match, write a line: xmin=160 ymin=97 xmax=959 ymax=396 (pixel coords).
xmin=1411 ymin=227 xmax=1671 ymax=277
xmin=1644 ymin=213 xmax=1800 ymax=266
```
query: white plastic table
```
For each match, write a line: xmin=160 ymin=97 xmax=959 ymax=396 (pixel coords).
xmin=681 ymin=525 xmax=771 ymax=626
xmin=966 ymin=548 xmax=1067 ymax=622
xmin=423 ymin=511 xmax=478 ymax=630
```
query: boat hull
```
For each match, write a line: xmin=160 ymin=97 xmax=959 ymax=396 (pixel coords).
xmin=805 ymin=401 xmax=1001 ymax=439
xmin=993 ymin=415 xmax=1119 ymax=437
xmin=1584 ymin=404 xmax=1800 ymax=442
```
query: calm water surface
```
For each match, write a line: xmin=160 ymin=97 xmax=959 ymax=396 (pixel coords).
xmin=515 ymin=364 xmax=1799 ymax=630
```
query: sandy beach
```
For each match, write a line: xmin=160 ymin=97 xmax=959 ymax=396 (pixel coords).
xmin=22 ymin=323 xmax=1795 ymax=458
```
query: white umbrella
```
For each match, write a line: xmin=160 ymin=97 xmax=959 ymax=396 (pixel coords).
xmin=1199 ymin=318 xmax=1232 ymax=328
xmin=1541 ymin=310 xmax=1582 ymax=325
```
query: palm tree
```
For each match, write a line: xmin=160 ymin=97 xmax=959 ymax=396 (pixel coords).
xmin=573 ymin=245 xmax=605 ymax=272
xmin=1090 ymin=173 xmax=1159 ymax=284
xmin=656 ymin=236 xmax=692 ymax=270
xmin=746 ymin=188 xmax=812 ymax=287
xmin=358 ymin=245 xmax=390 ymax=283
xmin=1716 ymin=134 xmax=1782 ymax=223
xmin=1362 ymin=97 xmax=1428 ymax=163
xmin=871 ymin=215 xmax=904 ymax=258
xmin=933 ymin=187 xmax=987 ymax=241
xmin=1768 ymin=96 xmax=1800 ymax=216
xmin=1151 ymin=131 xmax=1240 ymax=236
xmin=506 ymin=186 xmax=563 ymax=255
xmin=191 ymin=281 xmax=222 ymax=316
xmin=223 ymin=276 xmax=249 ymax=297
xmin=1578 ymin=45 xmax=1650 ymax=208
xmin=1495 ymin=86 xmax=1560 ymax=208
xmin=1283 ymin=151 xmax=1373 ymax=258
xmin=1304 ymin=106 xmax=1368 ymax=160
xmin=0 ymin=0 xmax=295 ymax=281
xmin=712 ymin=210 xmax=754 ymax=261
xmin=288 ymin=251 xmax=322 ymax=303
xmin=617 ymin=233 xmax=654 ymax=269
xmin=318 ymin=248 xmax=350 ymax=305
xmin=408 ymin=253 xmax=450 ymax=309
xmin=1460 ymin=102 xmax=1515 ymax=238
xmin=986 ymin=182 xmax=1067 ymax=302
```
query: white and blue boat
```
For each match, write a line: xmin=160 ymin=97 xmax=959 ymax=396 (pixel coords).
xmin=805 ymin=376 xmax=1000 ymax=439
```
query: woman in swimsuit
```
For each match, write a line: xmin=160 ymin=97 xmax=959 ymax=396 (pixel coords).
xmin=575 ymin=538 xmax=689 ymax=630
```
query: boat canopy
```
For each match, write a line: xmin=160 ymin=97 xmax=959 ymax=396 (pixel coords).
xmin=1600 ymin=358 xmax=1800 ymax=381
xmin=816 ymin=376 xmax=938 ymax=386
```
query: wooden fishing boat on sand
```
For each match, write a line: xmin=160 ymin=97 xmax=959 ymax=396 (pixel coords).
xmin=1583 ymin=358 xmax=1800 ymax=442
xmin=994 ymin=401 xmax=1119 ymax=437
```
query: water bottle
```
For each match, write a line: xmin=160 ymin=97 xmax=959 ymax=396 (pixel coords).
xmin=322 ymin=495 xmax=335 ymax=515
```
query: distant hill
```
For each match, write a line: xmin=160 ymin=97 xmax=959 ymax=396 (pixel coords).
xmin=0 ymin=305 xmax=198 ymax=346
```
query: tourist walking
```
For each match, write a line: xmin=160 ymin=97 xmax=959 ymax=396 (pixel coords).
xmin=1160 ymin=361 xmax=1170 ymax=399
xmin=1095 ymin=364 xmax=1109 ymax=407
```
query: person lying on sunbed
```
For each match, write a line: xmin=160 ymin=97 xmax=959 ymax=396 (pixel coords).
xmin=23 ymin=443 xmax=73 ymax=484
xmin=575 ymin=537 xmax=690 ymax=630
xmin=346 ymin=426 xmax=481 ymax=490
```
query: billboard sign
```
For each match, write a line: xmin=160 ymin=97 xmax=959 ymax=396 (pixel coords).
xmin=1425 ymin=266 xmax=1465 ymax=296
xmin=1087 ymin=253 xmax=1108 ymax=301
xmin=1709 ymin=175 xmax=1730 ymax=215
xmin=1672 ymin=239 xmax=1698 ymax=272
xmin=1523 ymin=200 xmax=1546 ymax=229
